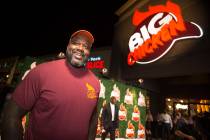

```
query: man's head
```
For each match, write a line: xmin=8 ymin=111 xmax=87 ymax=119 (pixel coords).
xmin=66 ymin=30 xmax=94 ymax=68
xmin=110 ymin=96 xmax=117 ymax=104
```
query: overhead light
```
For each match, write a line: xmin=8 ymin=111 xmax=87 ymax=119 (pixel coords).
xmin=138 ymin=78 xmax=144 ymax=84
xmin=176 ymin=104 xmax=188 ymax=109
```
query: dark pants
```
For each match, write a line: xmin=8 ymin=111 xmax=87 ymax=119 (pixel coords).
xmin=162 ymin=123 xmax=171 ymax=140
xmin=101 ymin=121 xmax=116 ymax=140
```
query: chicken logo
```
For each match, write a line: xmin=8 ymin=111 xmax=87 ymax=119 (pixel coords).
xmin=138 ymin=123 xmax=145 ymax=139
xmin=119 ymin=103 xmax=127 ymax=121
xmin=132 ymin=105 xmax=140 ymax=122
xmin=99 ymin=80 xmax=105 ymax=99
xmin=128 ymin=1 xmax=203 ymax=65
xmin=110 ymin=84 xmax=121 ymax=101
xmin=126 ymin=120 xmax=135 ymax=138
xmin=138 ymin=91 xmax=146 ymax=106
xmin=124 ymin=88 xmax=133 ymax=105
xmin=86 ymin=83 xmax=98 ymax=99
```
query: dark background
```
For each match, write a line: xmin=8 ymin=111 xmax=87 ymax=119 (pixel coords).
xmin=1 ymin=0 xmax=127 ymax=58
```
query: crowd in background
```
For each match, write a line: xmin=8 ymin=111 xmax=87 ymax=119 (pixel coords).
xmin=145 ymin=109 xmax=210 ymax=140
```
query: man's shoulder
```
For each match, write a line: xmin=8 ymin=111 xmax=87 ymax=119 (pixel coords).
xmin=104 ymin=103 xmax=110 ymax=108
xmin=115 ymin=104 xmax=119 ymax=110
xmin=36 ymin=59 xmax=64 ymax=69
xmin=26 ymin=59 xmax=64 ymax=77
xmin=87 ymin=70 xmax=100 ymax=83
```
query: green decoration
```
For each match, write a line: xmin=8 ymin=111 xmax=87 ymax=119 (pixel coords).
xmin=96 ymin=77 xmax=146 ymax=139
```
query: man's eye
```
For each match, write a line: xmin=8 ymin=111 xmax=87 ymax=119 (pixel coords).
xmin=83 ymin=45 xmax=89 ymax=49
xmin=71 ymin=41 xmax=90 ymax=49
xmin=72 ymin=41 xmax=80 ymax=45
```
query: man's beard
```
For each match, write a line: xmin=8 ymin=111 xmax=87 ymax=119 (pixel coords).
xmin=66 ymin=49 xmax=88 ymax=68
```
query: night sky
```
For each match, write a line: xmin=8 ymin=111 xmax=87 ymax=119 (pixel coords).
xmin=1 ymin=0 xmax=127 ymax=58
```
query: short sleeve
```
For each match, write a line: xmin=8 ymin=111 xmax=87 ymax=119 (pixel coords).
xmin=12 ymin=68 xmax=41 ymax=111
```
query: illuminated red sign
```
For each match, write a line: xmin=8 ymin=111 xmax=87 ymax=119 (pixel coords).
xmin=86 ymin=60 xmax=104 ymax=69
xmin=86 ymin=56 xmax=105 ymax=69
xmin=128 ymin=1 xmax=203 ymax=65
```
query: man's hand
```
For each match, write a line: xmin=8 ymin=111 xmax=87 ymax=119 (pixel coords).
xmin=187 ymin=135 xmax=196 ymax=140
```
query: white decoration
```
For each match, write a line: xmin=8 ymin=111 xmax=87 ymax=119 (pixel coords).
xmin=138 ymin=91 xmax=146 ymax=106
xmin=110 ymin=84 xmax=120 ymax=101
xmin=124 ymin=88 xmax=133 ymax=105
xmin=99 ymin=80 xmax=105 ymax=98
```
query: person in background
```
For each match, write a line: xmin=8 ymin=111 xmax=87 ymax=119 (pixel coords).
xmin=145 ymin=109 xmax=153 ymax=140
xmin=1 ymin=29 xmax=100 ymax=140
xmin=174 ymin=112 xmax=201 ymax=140
xmin=160 ymin=109 xmax=173 ymax=140
xmin=101 ymin=96 xmax=119 ymax=140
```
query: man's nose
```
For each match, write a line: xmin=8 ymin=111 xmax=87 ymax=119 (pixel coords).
xmin=77 ymin=44 xmax=85 ymax=51
xmin=78 ymin=44 xmax=84 ymax=49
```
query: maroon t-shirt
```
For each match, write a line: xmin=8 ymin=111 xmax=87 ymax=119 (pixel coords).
xmin=12 ymin=59 xmax=100 ymax=140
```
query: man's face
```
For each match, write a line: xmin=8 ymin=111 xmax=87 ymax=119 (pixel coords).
xmin=110 ymin=97 xmax=117 ymax=104
xmin=66 ymin=35 xmax=92 ymax=67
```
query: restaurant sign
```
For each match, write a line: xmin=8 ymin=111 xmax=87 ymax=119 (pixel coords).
xmin=128 ymin=1 xmax=203 ymax=65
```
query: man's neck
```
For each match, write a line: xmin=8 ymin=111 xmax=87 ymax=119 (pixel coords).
xmin=110 ymin=102 xmax=115 ymax=105
xmin=66 ymin=59 xmax=86 ymax=70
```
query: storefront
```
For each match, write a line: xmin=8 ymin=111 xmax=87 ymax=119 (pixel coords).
xmin=110 ymin=0 xmax=210 ymax=116
xmin=166 ymin=98 xmax=210 ymax=116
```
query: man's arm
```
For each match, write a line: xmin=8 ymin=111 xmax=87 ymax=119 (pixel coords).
xmin=1 ymin=99 xmax=28 ymax=140
xmin=88 ymin=105 xmax=99 ymax=140
xmin=175 ymin=130 xmax=196 ymax=140
xmin=116 ymin=105 xmax=119 ymax=128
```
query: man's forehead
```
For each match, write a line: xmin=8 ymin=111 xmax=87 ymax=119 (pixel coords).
xmin=111 ymin=96 xmax=116 ymax=100
xmin=71 ymin=35 xmax=92 ymax=45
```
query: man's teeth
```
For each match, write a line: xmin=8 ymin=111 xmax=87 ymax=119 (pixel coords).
xmin=76 ymin=54 xmax=81 ymax=56
xmin=74 ymin=53 xmax=83 ymax=60
xmin=74 ymin=51 xmax=83 ymax=55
